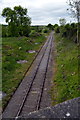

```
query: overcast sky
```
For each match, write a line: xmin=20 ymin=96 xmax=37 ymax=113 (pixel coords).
xmin=0 ymin=0 xmax=76 ymax=25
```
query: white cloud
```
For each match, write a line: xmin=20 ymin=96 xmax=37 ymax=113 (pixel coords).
xmin=0 ymin=0 xmax=75 ymax=25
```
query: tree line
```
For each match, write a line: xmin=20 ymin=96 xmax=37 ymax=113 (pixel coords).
xmin=1 ymin=0 xmax=80 ymax=44
xmin=54 ymin=22 xmax=80 ymax=43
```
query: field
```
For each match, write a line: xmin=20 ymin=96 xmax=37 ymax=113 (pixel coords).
xmin=51 ymin=33 xmax=79 ymax=105
xmin=2 ymin=34 xmax=47 ymax=109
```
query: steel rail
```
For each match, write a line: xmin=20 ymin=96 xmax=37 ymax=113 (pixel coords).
xmin=15 ymin=34 xmax=52 ymax=119
xmin=36 ymin=35 xmax=53 ymax=110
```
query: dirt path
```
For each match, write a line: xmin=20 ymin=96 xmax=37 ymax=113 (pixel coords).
xmin=2 ymin=32 xmax=54 ymax=119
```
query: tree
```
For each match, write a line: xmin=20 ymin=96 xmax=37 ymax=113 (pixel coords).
xmin=2 ymin=25 xmax=8 ymax=37
xmin=2 ymin=7 xmax=16 ymax=36
xmin=2 ymin=6 xmax=31 ymax=37
xmin=53 ymin=24 xmax=58 ymax=28
xmin=47 ymin=23 xmax=54 ymax=30
xmin=59 ymin=18 xmax=66 ymax=26
xmin=67 ymin=0 xmax=80 ymax=44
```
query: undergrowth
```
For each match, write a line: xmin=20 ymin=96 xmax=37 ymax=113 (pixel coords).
xmin=51 ymin=33 xmax=79 ymax=105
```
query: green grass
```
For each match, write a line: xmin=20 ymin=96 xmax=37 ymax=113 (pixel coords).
xmin=2 ymin=35 xmax=47 ymax=109
xmin=51 ymin=33 xmax=79 ymax=105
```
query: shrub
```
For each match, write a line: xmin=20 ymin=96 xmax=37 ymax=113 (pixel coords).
xmin=43 ymin=29 xmax=49 ymax=33
xmin=2 ymin=25 xmax=8 ymax=37
xmin=29 ymin=30 xmax=42 ymax=37
xmin=54 ymin=26 xmax=60 ymax=33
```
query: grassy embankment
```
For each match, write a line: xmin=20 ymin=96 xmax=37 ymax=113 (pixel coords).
xmin=51 ymin=33 xmax=79 ymax=105
xmin=2 ymin=34 xmax=48 ymax=109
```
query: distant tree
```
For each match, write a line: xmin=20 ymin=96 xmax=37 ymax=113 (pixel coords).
xmin=59 ymin=18 xmax=66 ymax=26
xmin=47 ymin=23 xmax=54 ymax=30
xmin=34 ymin=26 xmax=42 ymax=33
xmin=53 ymin=24 xmax=58 ymax=28
xmin=2 ymin=6 xmax=31 ymax=37
xmin=54 ymin=26 xmax=60 ymax=33
xmin=67 ymin=0 xmax=80 ymax=43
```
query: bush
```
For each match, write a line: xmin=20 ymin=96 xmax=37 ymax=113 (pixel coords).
xmin=56 ymin=23 xmax=79 ymax=43
xmin=61 ymin=24 xmax=77 ymax=38
xmin=2 ymin=25 xmax=8 ymax=37
xmin=43 ymin=29 xmax=49 ymax=33
xmin=22 ymin=26 xmax=31 ymax=37
xmin=0 ymin=24 xmax=2 ymax=37
xmin=53 ymin=24 xmax=58 ymax=28
xmin=54 ymin=26 xmax=60 ymax=33
xmin=29 ymin=30 xmax=42 ymax=37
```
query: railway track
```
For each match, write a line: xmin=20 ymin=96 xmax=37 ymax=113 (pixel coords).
xmin=2 ymin=32 xmax=54 ymax=119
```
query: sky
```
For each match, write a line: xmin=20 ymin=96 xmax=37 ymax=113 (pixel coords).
xmin=0 ymin=0 xmax=76 ymax=25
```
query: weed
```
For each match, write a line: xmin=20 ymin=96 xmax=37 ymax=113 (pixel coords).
xmin=51 ymin=33 xmax=79 ymax=105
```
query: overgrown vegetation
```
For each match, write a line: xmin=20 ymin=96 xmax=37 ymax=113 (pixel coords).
xmin=54 ymin=23 xmax=80 ymax=43
xmin=67 ymin=0 xmax=80 ymax=44
xmin=51 ymin=24 xmax=79 ymax=105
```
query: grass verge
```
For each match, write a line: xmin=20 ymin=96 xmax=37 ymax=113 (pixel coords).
xmin=51 ymin=33 xmax=79 ymax=105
